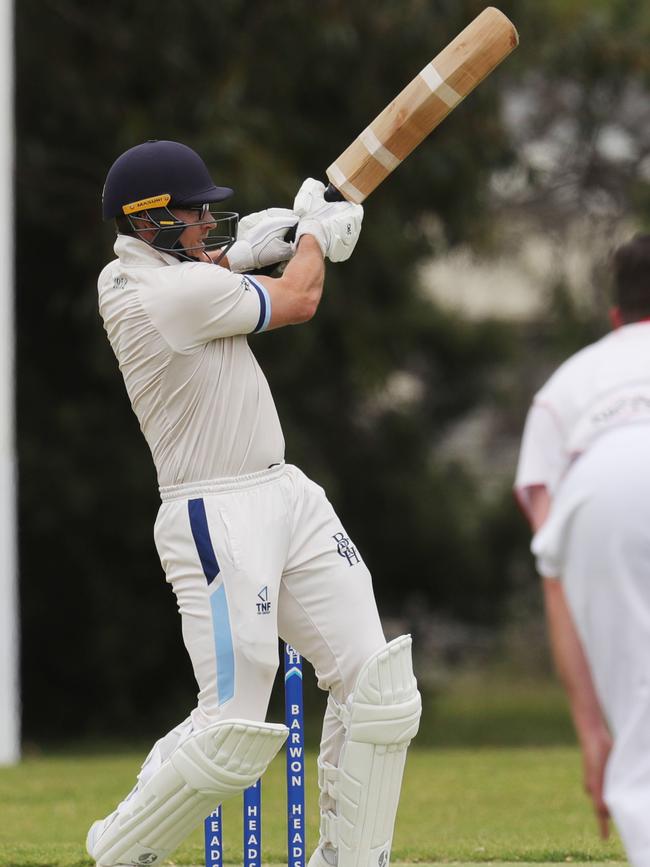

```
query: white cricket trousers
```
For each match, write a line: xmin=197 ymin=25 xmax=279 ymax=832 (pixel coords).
xmin=533 ymin=425 xmax=650 ymax=867
xmin=148 ymin=463 xmax=385 ymax=787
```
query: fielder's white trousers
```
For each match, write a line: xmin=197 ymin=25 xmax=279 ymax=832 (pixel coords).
xmin=117 ymin=463 xmax=386 ymax=819
xmin=533 ymin=425 xmax=650 ymax=867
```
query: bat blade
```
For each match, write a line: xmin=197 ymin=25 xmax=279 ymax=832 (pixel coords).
xmin=326 ymin=7 xmax=519 ymax=204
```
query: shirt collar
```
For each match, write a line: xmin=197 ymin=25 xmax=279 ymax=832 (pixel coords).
xmin=114 ymin=234 xmax=180 ymax=268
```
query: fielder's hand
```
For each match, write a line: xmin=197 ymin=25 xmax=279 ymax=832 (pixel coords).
xmin=293 ymin=178 xmax=363 ymax=263
xmin=227 ymin=208 xmax=299 ymax=273
xmin=581 ymin=727 xmax=613 ymax=839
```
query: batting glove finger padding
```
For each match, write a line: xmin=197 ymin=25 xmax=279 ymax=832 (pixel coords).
xmin=293 ymin=178 xmax=328 ymax=217
xmin=227 ymin=208 xmax=299 ymax=273
xmin=293 ymin=177 xmax=364 ymax=262
xmin=294 ymin=210 xmax=364 ymax=263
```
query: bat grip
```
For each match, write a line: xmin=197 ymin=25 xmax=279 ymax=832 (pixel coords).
xmin=284 ymin=182 xmax=344 ymax=243
xmin=324 ymin=183 xmax=344 ymax=202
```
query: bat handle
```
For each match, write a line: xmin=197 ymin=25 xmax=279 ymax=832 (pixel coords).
xmin=284 ymin=182 xmax=345 ymax=243
xmin=324 ymin=183 xmax=344 ymax=202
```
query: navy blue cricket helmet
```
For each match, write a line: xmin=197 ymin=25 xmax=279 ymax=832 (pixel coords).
xmin=102 ymin=140 xmax=238 ymax=261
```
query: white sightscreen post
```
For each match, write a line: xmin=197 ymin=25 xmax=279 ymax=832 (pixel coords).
xmin=0 ymin=0 xmax=18 ymax=765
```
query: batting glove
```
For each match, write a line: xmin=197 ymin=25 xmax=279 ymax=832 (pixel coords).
xmin=227 ymin=208 xmax=299 ymax=273
xmin=293 ymin=178 xmax=364 ymax=262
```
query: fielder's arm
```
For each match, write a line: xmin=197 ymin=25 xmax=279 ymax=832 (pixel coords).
xmin=543 ymin=578 xmax=612 ymax=839
xmin=524 ymin=485 xmax=551 ymax=533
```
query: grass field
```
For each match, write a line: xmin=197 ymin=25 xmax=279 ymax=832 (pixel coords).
xmin=0 ymin=668 xmax=627 ymax=866
xmin=0 ymin=745 xmax=626 ymax=867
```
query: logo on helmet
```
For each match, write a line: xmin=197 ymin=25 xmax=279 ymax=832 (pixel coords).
xmin=122 ymin=194 xmax=171 ymax=215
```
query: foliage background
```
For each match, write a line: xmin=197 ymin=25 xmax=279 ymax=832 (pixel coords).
xmin=15 ymin=0 xmax=650 ymax=741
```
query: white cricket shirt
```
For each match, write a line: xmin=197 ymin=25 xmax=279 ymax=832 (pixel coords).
xmin=98 ymin=235 xmax=285 ymax=487
xmin=515 ymin=320 xmax=650 ymax=517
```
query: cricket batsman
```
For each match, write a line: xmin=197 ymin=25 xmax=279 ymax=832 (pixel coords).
xmin=87 ymin=140 xmax=421 ymax=867
xmin=515 ymin=234 xmax=650 ymax=865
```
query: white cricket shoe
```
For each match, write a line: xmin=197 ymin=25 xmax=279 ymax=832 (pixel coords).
xmin=86 ymin=817 xmax=111 ymax=865
xmin=86 ymin=814 xmax=135 ymax=867
xmin=87 ymin=771 xmax=142 ymax=863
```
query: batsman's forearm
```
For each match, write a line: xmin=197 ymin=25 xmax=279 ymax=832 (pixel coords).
xmin=283 ymin=235 xmax=325 ymax=313
xmin=258 ymin=235 xmax=325 ymax=329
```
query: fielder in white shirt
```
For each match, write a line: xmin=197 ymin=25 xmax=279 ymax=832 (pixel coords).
xmin=515 ymin=234 xmax=650 ymax=866
xmin=87 ymin=140 xmax=421 ymax=867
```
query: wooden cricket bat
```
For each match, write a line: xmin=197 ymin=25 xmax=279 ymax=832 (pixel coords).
xmin=324 ymin=7 xmax=519 ymax=203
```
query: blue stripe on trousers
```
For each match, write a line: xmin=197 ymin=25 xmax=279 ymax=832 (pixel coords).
xmin=188 ymin=498 xmax=220 ymax=584
xmin=188 ymin=498 xmax=235 ymax=705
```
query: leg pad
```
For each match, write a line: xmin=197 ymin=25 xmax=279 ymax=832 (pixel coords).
xmin=320 ymin=636 xmax=421 ymax=867
xmin=88 ymin=719 xmax=287 ymax=866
